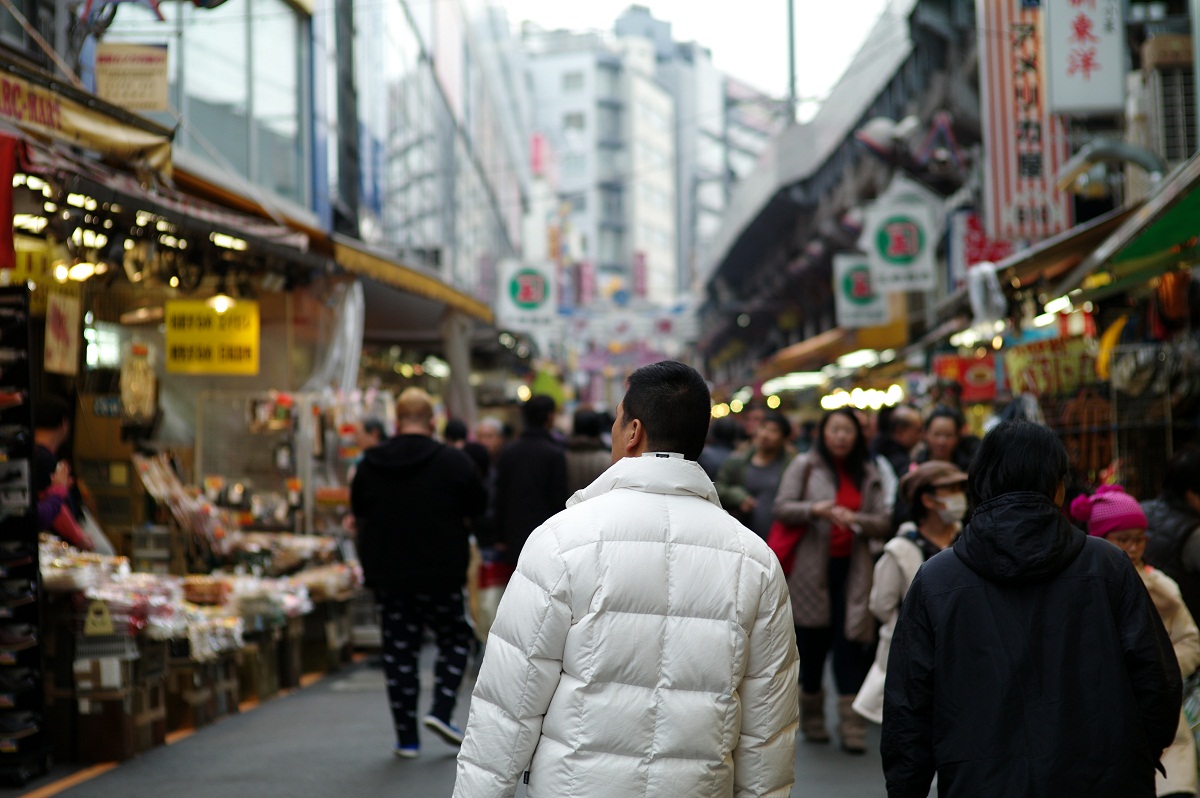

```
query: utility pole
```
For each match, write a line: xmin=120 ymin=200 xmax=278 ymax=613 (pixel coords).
xmin=787 ymin=0 xmax=796 ymax=125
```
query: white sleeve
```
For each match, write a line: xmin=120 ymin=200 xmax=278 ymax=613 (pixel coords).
xmin=734 ymin=559 xmax=800 ymax=798
xmin=454 ymin=525 xmax=572 ymax=798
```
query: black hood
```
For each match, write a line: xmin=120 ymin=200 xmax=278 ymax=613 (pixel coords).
xmin=954 ymin=491 xmax=1085 ymax=585
xmin=362 ymin=434 xmax=444 ymax=471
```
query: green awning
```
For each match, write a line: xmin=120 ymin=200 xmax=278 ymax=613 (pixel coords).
xmin=1052 ymin=150 xmax=1200 ymax=297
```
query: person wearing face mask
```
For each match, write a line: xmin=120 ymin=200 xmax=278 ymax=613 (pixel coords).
xmin=853 ymin=462 xmax=967 ymax=726
xmin=774 ymin=407 xmax=892 ymax=754
xmin=1072 ymin=485 xmax=1200 ymax=798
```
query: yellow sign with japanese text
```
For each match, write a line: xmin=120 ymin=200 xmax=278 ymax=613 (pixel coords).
xmin=165 ymin=299 xmax=259 ymax=375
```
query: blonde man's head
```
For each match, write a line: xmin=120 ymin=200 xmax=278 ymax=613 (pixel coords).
xmin=396 ymin=388 xmax=435 ymax=433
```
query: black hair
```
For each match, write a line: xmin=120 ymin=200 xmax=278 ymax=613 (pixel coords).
xmin=572 ymin=409 xmax=602 ymax=438
xmin=620 ymin=361 xmax=710 ymax=461
xmin=521 ymin=395 xmax=556 ymax=429
xmin=361 ymin=418 xmax=385 ymax=439
xmin=925 ymin=404 xmax=965 ymax=432
xmin=813 ymin=407 xmax=869 ymax=488
xmin=761 ymin=411 xmax=793 ymax=440
xmin=909 ymin=483 xmax=937 ymax=525
xmin=709 ymin=416 xmax=739 ymax=447
xmin=967 ymin=420 xmax=1069 ymax=507
xmin=34 ymin=396 xmax=71 ymax=431
xmin=443 ymin=418 xmax=468 ymax=442
xmin=1163 ymin=446 xmax=1200 ymax=500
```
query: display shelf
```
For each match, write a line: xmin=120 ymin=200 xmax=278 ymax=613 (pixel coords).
xmin=0 ymin=288 xmax=47 ymax=785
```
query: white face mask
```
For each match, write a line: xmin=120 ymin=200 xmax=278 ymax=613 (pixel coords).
xmin=937 ymin=493 xmax=968 ymax=524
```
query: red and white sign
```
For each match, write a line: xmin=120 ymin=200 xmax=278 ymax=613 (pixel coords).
xmin=948 ymin=211 xmax=1014 ymax=291
xmin=933 ymin=353 xmax=997 ymax=403
xmin=977 ymin=0 xmax=1074 ymax=241
xmin=1044 ymin=0 xmax=1125 ymax=115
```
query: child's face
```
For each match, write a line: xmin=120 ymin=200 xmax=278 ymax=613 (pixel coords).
xmin=1105 ymin=528 xmax=1147 ymax=567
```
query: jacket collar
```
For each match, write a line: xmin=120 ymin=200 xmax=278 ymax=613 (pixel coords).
xmin=567 ymin=454 xmax=722 ymax=509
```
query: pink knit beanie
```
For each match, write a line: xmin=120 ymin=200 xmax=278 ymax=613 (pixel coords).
xmin=1068 ymin=485 xmax=1148 ymax=538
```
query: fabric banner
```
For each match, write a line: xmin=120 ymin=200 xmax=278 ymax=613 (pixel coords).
xmin=44 ymin=292 xmax=80 ymax=376
xmin=977 ymin=0 xmax=1074 ymax=241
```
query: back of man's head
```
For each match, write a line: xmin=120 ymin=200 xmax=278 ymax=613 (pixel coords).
xmin=573 ymin=409 xmax=602 ymax=439
xmin=709 ymin=416 xmax=738 ymax=448
xmin=1163 ymin=447 xmax=1200 ymax=501
xmin=35 ymin=396 xmax=71 ymax=431
xmin=444 ymin=418 xmax=468 ymax=443
xmin=968 ymin=420 xmax=1068 ymax=507
xmin=521 ymin=395 xmax=556 ymax=430
xmin=396 ymin=388 xmax=435 ymax=432
xmin=621 ymin=361 xmax=710 ymax=461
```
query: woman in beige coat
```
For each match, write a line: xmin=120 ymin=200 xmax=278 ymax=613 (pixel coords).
xmin=773 ymin=407 xmax=892 ymax=754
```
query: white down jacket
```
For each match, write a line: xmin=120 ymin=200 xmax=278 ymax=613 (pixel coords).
xmin=454 ymin=454 xmax=799 ymax=798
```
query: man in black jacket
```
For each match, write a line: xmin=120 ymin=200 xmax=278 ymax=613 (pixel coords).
xmin=883 ymin=420 xmax=1181 ymax=798
xmin=1143 ymin=446 xmax=1200 ymax=620
xmin=491 ymin=394 xmax=567 ymax=564
xmin=351 ymin=388 xmax=486 ymax=758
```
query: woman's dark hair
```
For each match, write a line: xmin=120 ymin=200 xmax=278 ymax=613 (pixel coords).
xmin=361 ymin=417 xmax=386 ymax=439
xmin=924 ymin=404 xmax=965 ymax=432
xmin=620 ymin=361 xmax=711 ymax=461
xmin=709 ymin=416 xmax=739 ymax=448
xmin=443 ymin=418 xmax=468 ymax=442
xmin=761 ymin=411 xmax=793 ymax=440
xmin=967 ymin=420 xmax=1069 ymax=507
xmin=1163 ymin=446 xmax=1200 ymax=500
xmin=521 ymin=395 xmax=556 ymax=429
xmin=34 ymin=396 xmax=72 ymax=430
xmin=814 ymin=407 xmax=869 ymax=488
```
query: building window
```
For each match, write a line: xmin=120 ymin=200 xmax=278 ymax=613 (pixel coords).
xmin=562 ymin=71 xmax=584 ymax=92
xmin=106 ymin=0 xmax=309 ymax=206
xmin=563 ymin=153 xmax=586 ymax=178
xmin=563 ymin=112 xmax=586 ymax=131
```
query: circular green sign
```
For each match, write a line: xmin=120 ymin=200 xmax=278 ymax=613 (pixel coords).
xmin=841 ymin=265 xmax=875 ymax=306
xmin=874 ymin=215 xmax=925 ymax=266
xmin=509 ymin=269 xmax=549 ymax=310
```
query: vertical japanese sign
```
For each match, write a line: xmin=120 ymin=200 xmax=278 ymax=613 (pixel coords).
xmin=864 ymin=201 xmax=937 ymax=292
xmin=833 ymin=254 xmax=889 ymax=328
xmin=1044 ymin=0 xmax=1125 ymax=115
xmin=977 ymin=0 xmax=1074 ymax=241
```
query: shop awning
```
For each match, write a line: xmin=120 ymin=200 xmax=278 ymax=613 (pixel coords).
xmin=0 ymin=60 xmax=173 ymax=176
xmin=999 ymin=204 xmax=1138 ymax=292
xmin=1051 ymin=150 xmax=1200 ymax=298
xmin=754 ymin=327 xmax=858 ymax=382
xmin=332 ymin=236 xmax=493 ymax=325
xmin=20 ymin=139 xmax=320 ymax=266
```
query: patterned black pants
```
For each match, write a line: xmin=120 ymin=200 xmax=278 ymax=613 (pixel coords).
xmin=375 ymin=588 xmax=473 ymax=747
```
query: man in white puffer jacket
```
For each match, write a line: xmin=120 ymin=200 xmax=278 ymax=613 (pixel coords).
xmin=455 ymin=361 xmax=800 ymax=798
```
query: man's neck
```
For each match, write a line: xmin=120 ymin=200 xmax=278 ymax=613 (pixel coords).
xmin=34 ymin=430 xmax=60 ymax=451
xmin=750 ymin=448 xmax=780 ymax=466
xmin=919 ymin=518 xmax=956 ymax=550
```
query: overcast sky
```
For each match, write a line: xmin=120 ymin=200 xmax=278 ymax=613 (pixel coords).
xmin=500 ymin=0 xmax=892 ymax=119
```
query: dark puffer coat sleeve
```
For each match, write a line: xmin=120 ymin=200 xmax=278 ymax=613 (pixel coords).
xmin=880 ymin=569 xmax=937 ymax=798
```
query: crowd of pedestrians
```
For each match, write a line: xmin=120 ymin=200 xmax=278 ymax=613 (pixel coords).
xmin=347 ymin=363 xmax=1200 ymax=797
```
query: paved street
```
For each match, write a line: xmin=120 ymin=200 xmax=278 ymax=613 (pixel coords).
xmin=6 ymin=650 xmax=886 ymax=797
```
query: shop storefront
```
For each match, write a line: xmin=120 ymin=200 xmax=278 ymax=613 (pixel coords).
xmin=0 ymin=64 xmax=370 ymax=783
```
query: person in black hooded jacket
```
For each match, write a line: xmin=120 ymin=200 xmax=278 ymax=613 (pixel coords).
xmin=882 ymin=420 xmax=1181 ymax=798
xmin=351 ymin=387 xmax=486 ymax=758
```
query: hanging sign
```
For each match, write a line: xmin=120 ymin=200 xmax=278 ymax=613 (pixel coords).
xmin=833 ymin=254 xmax=889 ymax=328
xmin=864 ymin=202 xmax=937 ymax=291
xmin=44 ymin=292 xmax=80 ymax=376
xmin=977 ymin=0 xmax=1074 ymax=241
xmin=94 ymin=43 xmax=170 ymax=112
xmin=1043 ymin=0 xmax=1125 ymax=115
xmin=164 ymin=299 xmax=259 ymax=375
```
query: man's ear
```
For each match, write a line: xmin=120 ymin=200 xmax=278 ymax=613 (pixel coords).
xmin=621 ymin=417 xmax=646 ymax=457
